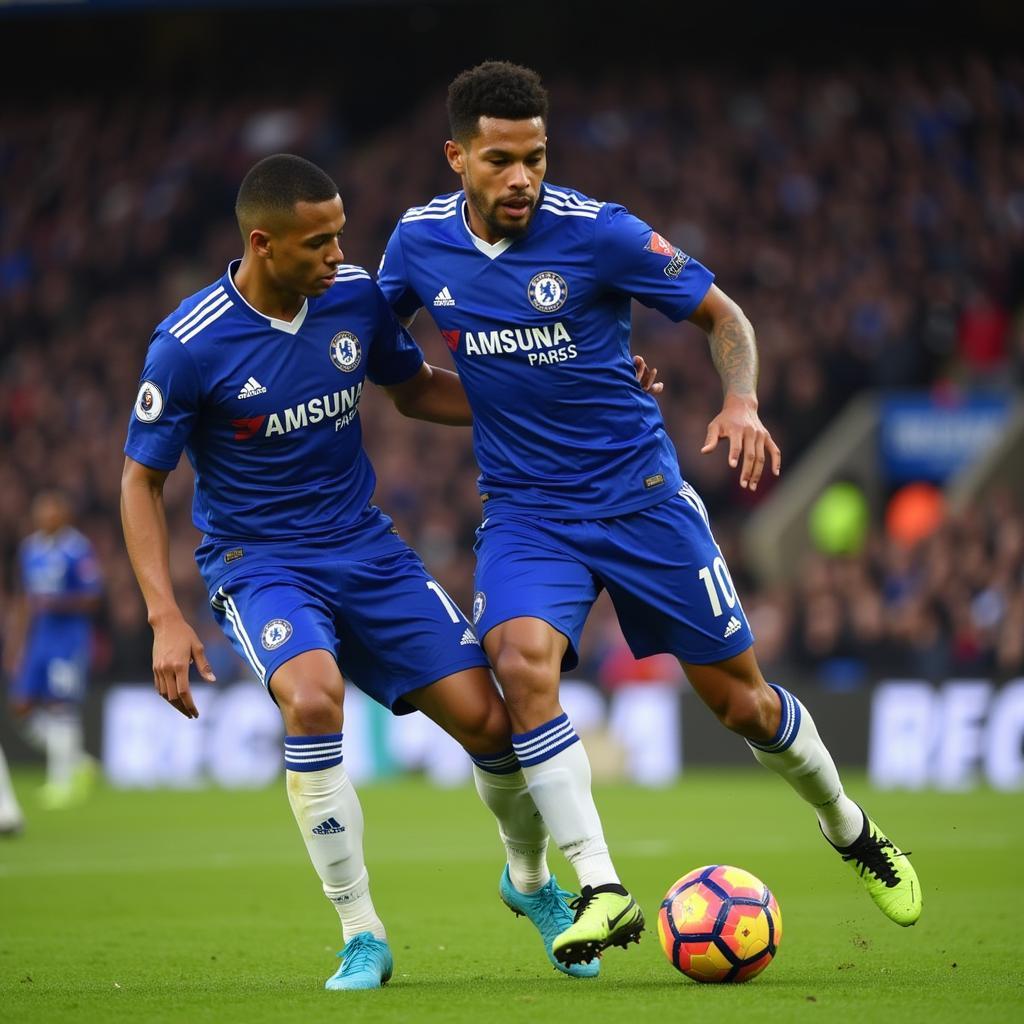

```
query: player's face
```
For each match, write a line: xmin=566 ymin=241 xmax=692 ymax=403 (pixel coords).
xmin=32 ymin=494 xmax=70 ymax=535
xmin=270 ymin=196 xmax=346 ymax=296
xmin=447 ymin=117 xmax=546 ymax=243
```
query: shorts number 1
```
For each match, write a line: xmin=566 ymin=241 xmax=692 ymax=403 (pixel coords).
xmin=698 ymin=557 xmax=737 ymax=618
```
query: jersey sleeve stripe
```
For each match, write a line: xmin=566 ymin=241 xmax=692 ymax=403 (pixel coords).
xmin=539 ymin=204 xmax=599 ymax=219
xmin=401 ymin=209 xmax=459 ymax=223
xmin=169 ymin=286 xmax=227 ymax=335
xmin=404 ymin=195 xmax=459 ymax=216
xmin=542 ymin=187 xmax=603 ymax=210
xmin=171 ymin=292 xmax=231 ymax=338
xmin=177 ymin=299 xmax=234 ymax=344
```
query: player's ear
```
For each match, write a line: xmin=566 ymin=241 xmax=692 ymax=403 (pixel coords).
xmin=249 ymin=228 xmax=273 ymax=259
xmin=444 ymin=140 xmax=465 ymax=174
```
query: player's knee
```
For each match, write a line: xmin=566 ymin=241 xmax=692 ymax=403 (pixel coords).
xmin=457 ymin=695 xmax=513 ymax=753
xmin=490 ymin=641 xmax=558 ymax=695
xmin=716 ymin=683 xmax=777 ymax=739
xmin=278 ymin=684 xmax=342 ymax=735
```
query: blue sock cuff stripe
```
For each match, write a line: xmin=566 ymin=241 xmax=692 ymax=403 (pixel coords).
xmin=748 ymin=685 xmax=801 ymax=753
xmin=511 ymin=712 xmax=568 ymax=744
xmin=511 ymin=714 xmax=579 ymax=768
xmin=470 ymin=748 xmax=521 ymax=775
xmin=286 ymin=732 xmax=343 ymax=747
xmin=285 ymin=733 xmax=343 ymax=772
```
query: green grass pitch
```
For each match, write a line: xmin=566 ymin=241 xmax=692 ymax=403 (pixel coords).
xmin=1 ymin=768 xmax=1020 ymax=1023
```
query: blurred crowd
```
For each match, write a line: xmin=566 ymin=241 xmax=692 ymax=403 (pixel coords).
xmin=2 ymin=55 xmax=1023 ymax=689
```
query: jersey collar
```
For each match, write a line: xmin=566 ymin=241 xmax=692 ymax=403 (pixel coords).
xmin=226 ymin=260 xmax=309 ymax=335
xmin=460 ymin=200 xmax=514 ymax=260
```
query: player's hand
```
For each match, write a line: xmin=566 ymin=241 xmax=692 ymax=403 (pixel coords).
xmin=150 ymin=612 xmax=216 ymax=719
xmin=633 ymin=355 xmax=663 ymax=394
xmin=700 ymin=394 xmax=782 ymax=491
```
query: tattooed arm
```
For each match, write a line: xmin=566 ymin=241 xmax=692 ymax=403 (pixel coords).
xmin=687 ymin=285 xmax=781 ymax=490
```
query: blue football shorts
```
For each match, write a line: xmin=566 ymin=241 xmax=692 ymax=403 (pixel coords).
xmin=209 ymin=545 xmax=488 ymax=713
xmin=472 ymin=484 xmax=755 ymax=670
xmin=13 ymin=644 xmax=88 ymax=703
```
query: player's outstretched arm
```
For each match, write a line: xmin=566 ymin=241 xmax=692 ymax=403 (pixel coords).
xmin=381 ymin=362 xmax=473 ymax=426
xmin=120 ymin=457 xmax=215 ymax=719
xmin=688 ymin=285 xmax=782 ymax=491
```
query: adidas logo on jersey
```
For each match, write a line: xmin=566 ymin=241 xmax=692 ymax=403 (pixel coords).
xmin=312 ymin=817 xmax=346 ymax=836
xmin=237 ymin=376 xmax=267 ymax=399
xmin=433 ymin=286 xmax=456 ymax=307
xmin=460 ymin=627 xmax=479 ymax=646
xmin=723 ymin=616 xmax=743 ymax=639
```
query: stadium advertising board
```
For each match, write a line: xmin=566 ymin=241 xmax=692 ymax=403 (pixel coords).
xmin=93 ymin=679 xmax=1024 ymax=791
xmin=879 ymin=393 xmax=1010 ymax=482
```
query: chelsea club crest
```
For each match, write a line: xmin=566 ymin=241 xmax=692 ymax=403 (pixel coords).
xmin=527 ymin=271 xmax=568 ymax=312
xmin=261 ymin=618 xmax=293 ymax=651
xmin=329 ymin=331 xmax=362 ymax=372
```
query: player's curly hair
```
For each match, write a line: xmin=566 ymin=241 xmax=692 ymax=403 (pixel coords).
xmin=447 ymin=61 xmax=549 ymax=141
xmin=235 ymin=154 xmax=338 ymax=236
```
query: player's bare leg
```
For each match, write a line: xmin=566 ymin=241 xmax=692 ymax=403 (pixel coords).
xmin=405 ymin=666 xmax=598 ymax=978
xmin=485 ymin=618 xmax=643 ymax=965
xmin=272 ymin=650 xmax=392 ymax=990
xmin=682 ymin=647 xmax=922 ymax=926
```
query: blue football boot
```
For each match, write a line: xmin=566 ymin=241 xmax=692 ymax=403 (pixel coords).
xmin=325 ymin=931 xmax=394 ymax=990
xmin=500 ymin=866 xmax=601 ymax=978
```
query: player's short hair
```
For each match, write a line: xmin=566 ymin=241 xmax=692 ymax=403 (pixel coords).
xmin=235 ymin=154 xmax=339 ymax=236
xmin=447 ymin=61 xmax=549 ymax=142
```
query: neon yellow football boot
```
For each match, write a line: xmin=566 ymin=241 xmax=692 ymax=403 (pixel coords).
xmin=551 ymin=883 xmax=645 ymax=966
xmin=827 ymin=811 xmax=922 ymax=926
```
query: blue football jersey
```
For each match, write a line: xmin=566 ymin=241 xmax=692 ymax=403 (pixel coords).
xmin=124 ymin=261 xmax=424 ymax=583
xmin=377 ymin=183 xmax=714 ymax=518
xmin=20 ymin=527 xmax=100 ymax=652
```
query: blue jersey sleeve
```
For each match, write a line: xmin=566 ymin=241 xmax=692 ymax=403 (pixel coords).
xmin=594 ymin=204 xmax=714 ymax=322
xmin=376 ymin=222 xmax=423 ymax=319
xmin=123 ymin=332 xmax=202 ymax=471
xmin=366 ymin=283 xmax=426 ymax=386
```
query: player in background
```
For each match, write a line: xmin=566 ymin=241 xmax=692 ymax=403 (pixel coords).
xmin=378 ymin=61 xmax=922 ymax=967
xmin=0 ymin=742 xmax=25 ymax=835
xmin=120 ymin=155 xmax=672 ymax=989
xmin=5 ymin=491 xmax=101 ymax=809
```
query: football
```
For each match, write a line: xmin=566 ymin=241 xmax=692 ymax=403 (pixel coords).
xmin=658 ymin=864 xmax=782 ymax=983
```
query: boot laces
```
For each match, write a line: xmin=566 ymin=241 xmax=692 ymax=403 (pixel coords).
xmin=843 ymin=831 xmax=906 ymax=888
xmin=568 ymin=885 xmax=596 ymax=922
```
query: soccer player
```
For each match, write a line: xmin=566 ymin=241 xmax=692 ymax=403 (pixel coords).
xmin=6 ymin=490 xmax=101 ymax=809
xmin=121 ymin=154 xmax=606 ymax=991
xmin=377 ymin=61 xmax=923 ymax=966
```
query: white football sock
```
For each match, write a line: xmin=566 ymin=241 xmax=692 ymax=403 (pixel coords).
xmin=748 ymin=685 xmax=864 ymax=847
xmin=0 ymin=743 xmax=24 ymax=826
xmin=44 ymin=707 xmax=83 ymax=790
xmin=471 ymin=758 xmax=551 ymax=894
xmin=284 ymin=734 xmax=385 ymax=943
xmin=512 ymin=714 xmax=620 ymax=890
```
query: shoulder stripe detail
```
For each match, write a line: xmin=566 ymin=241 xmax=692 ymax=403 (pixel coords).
xmin=404 ymin=195 xmax=459 ymax=217
xmin=402 ymin=209 xmax=458 ymax=223
xmin=539 ymin=204 xmax=599 ymax=219
xmin=169 ymin=286 xmax=226 ymax=335
xmin=177 ymin=299 xmax=233 ymax=344
xmin=171 ymin=291 xmax=231 ymax=338
xmin=543 ymin=187 xmax=603 ymax=210
xmin=334 ymin=269 xmax=371 ymax=280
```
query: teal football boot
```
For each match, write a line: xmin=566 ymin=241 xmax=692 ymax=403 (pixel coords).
xmin=325 ymin=932 xmax=394 ymax=990
xmin=500 ymin=866 xmax=600 ymax=978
